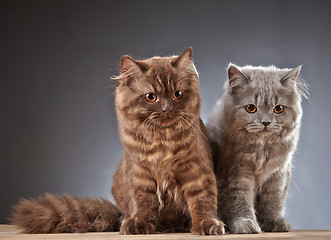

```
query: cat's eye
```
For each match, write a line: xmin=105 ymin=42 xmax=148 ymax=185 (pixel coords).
xmin=245 ymin=104 xmax=257 ymax=113
xmin=274 ymin=105 xmax=284 ymax=114
xmin=173 ymin=90 xmax=183 ymax=100
xmin=145 ymin=93 xmax=157 ymax=102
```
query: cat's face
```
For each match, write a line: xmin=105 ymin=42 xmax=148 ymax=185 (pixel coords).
xmin=115 ymin=48 xmax=201 ymax=129
xmin=224 ymin=65 xmax=304 ymax=138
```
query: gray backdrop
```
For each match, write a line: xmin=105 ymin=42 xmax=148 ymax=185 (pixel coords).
xmin=1 ymin=0 xmax=330 ymax=230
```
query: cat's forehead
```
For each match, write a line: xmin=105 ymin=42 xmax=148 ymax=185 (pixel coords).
xmin=238 ymin=67 xmax=294 ymax=105
xmin=144 ymin=56 xmax=176 ymax=69
xmin=143 ymin=61 xmax=195 ymax=92
xmin=240 ymin=66 xmax=290 ymax=84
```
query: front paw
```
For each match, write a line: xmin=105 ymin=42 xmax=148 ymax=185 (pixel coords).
xmin=191 ymin=218 xmax=225 ymax=235
xmin=230 ymin=218 xmax=261 ymax=234
xmin=120 ymin=217 xmax=155 ymax=234
xmin=261 ymin=217 xmax=291 ymax=232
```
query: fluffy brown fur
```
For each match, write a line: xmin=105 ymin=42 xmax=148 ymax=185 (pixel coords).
xmin=11 ymin=48 xmax=224 ymax=235
xmin=11 ymin=193 xmax=121 ymax=233
xmin=112 ymin=47 xmax=223 ymax=235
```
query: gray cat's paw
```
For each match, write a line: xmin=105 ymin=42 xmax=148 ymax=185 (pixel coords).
xmin=261 ymin=217 xmax=291 ymax=232
xmin=230 ymin=218 xmax=261 ymax=234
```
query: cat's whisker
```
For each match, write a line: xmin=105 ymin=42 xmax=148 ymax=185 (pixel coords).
xmin=136 ymin=112 xmax=156 ymax=137
xmin=180 ymin=117 xmax=197 ymax=137
xmin=292 ymin=179 xmax=301 ymax=194
xmin=181 ymin=113 xmax=208 ymax=140
xmin=179 ymin=117 xmax=191 ymax=131
xmin=181 ymin=115 xmax=208 ymax=140
xmin=231 ymin=127 xmax=246 ymax=140
xmin=135 ymin=112 xmax=162 ymax=139
xmin=136 ymin=116 xmax=152 ymax=139
xmin=178 ymin=110 xmax=224 ymax=133
xmin=177 ymin=110 xmax=199 ymax=119
xmin=208 ymin=122 xmax=224 ymax=133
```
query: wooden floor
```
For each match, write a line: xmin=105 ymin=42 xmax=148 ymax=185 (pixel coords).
xmin=1 ymin=225 xmax=331 ymax=240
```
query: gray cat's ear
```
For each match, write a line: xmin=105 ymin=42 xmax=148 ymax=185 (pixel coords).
xmin=228 ymin=64 xmax=249 ymax=88
xmin=171 ymin=47 xmax=193 ymax=69
xmin=281 ymin=65 xmax=302 ymax=86
xmin=118 ymin=56 xmax=149 ymax=83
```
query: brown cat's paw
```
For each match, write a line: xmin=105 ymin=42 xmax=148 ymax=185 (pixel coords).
xmin=261 ymin=217 xmax=291 ymax=232
xmin=191 ymin=218 xmax=225 ymax=235
xmin=230 ymin=218 xmax=261 ymax=234
xmin=120 ymin=217 xmax=155 ymax=234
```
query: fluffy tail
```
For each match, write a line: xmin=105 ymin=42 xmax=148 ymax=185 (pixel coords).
xmin=10 ymin=193 xmax=122 ymax=233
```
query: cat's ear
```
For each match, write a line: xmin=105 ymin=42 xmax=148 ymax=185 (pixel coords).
xmin=281 ymin=65 xmax=301 ymax=86
xmin=118 ymin=55 xmax=149 ymax=84
xmin=171 ymin=47 xmax=193 ymax=69
xmin=228 ymin=64 xmax=249 ymax=88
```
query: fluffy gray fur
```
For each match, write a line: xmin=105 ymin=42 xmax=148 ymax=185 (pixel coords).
xmin=207 ymin=64 xmax=308 ymax=234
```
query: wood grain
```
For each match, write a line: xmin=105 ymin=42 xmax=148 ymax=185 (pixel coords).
xmin=1 ymin=225 xmax=331 ymax=240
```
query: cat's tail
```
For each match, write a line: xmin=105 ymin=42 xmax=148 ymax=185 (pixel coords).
xmin=10 ymin=193 xmax=122 ymax=233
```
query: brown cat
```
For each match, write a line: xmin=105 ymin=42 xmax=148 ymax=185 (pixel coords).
xmin=11 ymin=48 xmax=224 ymax=235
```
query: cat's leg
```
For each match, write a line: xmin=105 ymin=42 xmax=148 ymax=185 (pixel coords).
xmin=220 ymin=173 xmax=261 ymax=234
xmin=183 ymin=173 xmax=225 ymax=235
xmin=255 ymin=169 xmax=292 ymax=232
xmin=120 ymin=190 xmax=159 ymax=234
xmin=119 ymin=167 xmax=159 ymax=234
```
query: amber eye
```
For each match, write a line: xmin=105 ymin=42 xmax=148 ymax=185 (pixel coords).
xmin=145 ymin=93 xmax=157 ymax=102
xmin=274 ymin=105 xmax=284 ymax=114
xmin=173 ymin=90 xmax=183 ymax=100
xmin=245 ymin=104 xmax=257 ymax=113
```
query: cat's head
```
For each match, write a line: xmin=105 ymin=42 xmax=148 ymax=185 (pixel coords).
xmin=114 ymin=48 xmax=201 ymax=129
xmin=223 ymin=64 xmax=308 ymax=138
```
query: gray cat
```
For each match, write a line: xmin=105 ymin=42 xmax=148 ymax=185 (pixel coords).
xmin=207 ymin=64 xmax=308 ymax=234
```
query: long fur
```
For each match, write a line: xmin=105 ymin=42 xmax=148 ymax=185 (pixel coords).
xmin=207 ymin=64 xmax=306 ymax=234
xmin=11 ymin=193 xmax=121 ymax=233
xmin=10 ymin=48 xmax=223 ymax=235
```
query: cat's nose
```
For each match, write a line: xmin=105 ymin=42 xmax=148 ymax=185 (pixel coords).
xmin=162 ymin=102 xmax=173 ymax=115
xmin=162 ymin=106 xmax=173 ymax=115
xmin=261 ymin=115 xmax=271 ymax=127
xmin=261 ymin=121 xmax=271 ymax=127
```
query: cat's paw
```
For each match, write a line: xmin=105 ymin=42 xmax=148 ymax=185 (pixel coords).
xmin=230 ymin=218 xmax=261 ymax=234
xmin=120 ymin=217 xmax=155 ymax=234
xmin=261 ymin=217 xmax=291 ymax=232
xmin=191 ymin=218 xmax=225 ymax=235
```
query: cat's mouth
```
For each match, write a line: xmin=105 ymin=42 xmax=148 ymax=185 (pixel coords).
xmin=159 ymin=115 xmax=180 ymax=127
xmin=246 ymin=125 xmax=282 ymax=134
xmin=145 ymin=112 xmax=192 ymax=129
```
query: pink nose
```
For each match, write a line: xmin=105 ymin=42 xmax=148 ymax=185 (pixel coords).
xmin=162 ymin=101 xmax=173 ymax=116
xmin=163 ymin=106 xmax=172 ymax=115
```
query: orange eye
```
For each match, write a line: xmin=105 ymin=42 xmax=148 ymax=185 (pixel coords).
xmin=245 ymin=104 xmax=257 ymax=113
xmin=145 ymin=93 xmax=157 ymax=102
xmin=173 ymin=90 xmax=183 ymax=100
xmin=274 ymin=105 xmax=284 ymax=114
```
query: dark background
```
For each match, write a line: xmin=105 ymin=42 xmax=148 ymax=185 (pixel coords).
xmin=1 ymin=0 xmax=331 ymax=230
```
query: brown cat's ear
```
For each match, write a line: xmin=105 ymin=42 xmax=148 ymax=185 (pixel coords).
xmin=281 ymin=65 xmax=302 ymax=86
xmin=171 ymin=47 xmax=193 ymax=69
xmin=118 ymin=56 xmax=149 ymax=84
xmin=228 ymin=64 xmax=249 ymax=88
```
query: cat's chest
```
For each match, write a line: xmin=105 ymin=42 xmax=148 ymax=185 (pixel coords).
xmin=251 ymin=140 xmax=291 ymax=183
xmin=145 ymin=129 xmax=188 ymax=162
xmin=149 ymin=162 xmax=184 ymax=209
xmin=143 ymin=131 xmax=194 ymax=208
